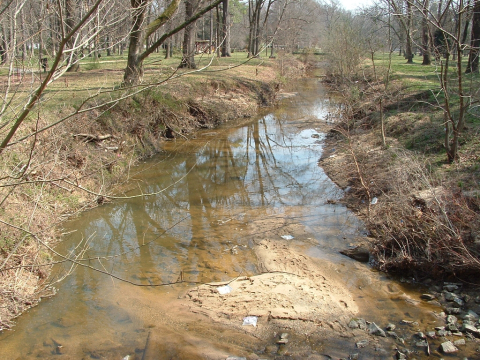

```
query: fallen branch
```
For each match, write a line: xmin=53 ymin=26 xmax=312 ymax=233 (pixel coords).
xmin=73 ymin=133 xmax=113 ymax=142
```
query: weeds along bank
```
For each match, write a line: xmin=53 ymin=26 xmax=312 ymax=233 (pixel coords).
xmin=321 ymin=54 xmax=480 ymax=283
xmin=0 ymin=56 xmax=306 ymax=330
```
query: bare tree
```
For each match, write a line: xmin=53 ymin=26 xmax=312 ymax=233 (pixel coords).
xmin=466 ymin=0 xmax=480 ymax=73
xmin=123 ymin=0 xmax=224 ymax=83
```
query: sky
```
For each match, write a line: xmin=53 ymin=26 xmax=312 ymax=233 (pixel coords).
xmin=338 ymin=0 xmax=374 ymax=11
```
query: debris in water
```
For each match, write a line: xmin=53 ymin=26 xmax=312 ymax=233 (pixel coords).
xmin=281 ymin=235 xmax=294 ymax=240
xmin=217 ymin=285 xmax=233 ymax=295
xmin=242 ymin=316 xmax=258 ymax=327
xmin=371 ymin=197 xmax=378 ymax=205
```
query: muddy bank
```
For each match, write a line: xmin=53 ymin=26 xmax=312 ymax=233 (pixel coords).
xmin=0 ymin=59 xmax=305 ymax=330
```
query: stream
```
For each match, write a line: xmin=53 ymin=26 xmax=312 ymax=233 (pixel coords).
xmin=0 ymin=79 xmax=469 ymax=359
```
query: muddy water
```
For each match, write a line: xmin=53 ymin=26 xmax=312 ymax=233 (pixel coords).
xmin=0 ymin=80 xmax=451 ymax=359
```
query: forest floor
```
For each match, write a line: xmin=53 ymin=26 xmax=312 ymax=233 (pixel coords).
xmin=0 ymin=52 xmax=306 ymax=330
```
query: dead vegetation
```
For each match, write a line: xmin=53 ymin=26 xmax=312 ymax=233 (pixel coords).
xmin=321 ymin=70 xmax=480 ymax=281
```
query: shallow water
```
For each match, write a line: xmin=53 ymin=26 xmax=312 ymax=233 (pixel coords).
xmin=0 ymin=79 xmax=457 ymax=359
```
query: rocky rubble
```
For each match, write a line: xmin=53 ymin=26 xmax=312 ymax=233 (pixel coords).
xmin=333 ymin=281 xmax=480 ymax=360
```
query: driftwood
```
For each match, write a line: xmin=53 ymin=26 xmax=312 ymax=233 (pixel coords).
xmin=73 ymin=133 xmax=113 ymax=142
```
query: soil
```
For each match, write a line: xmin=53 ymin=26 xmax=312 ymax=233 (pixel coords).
xmin=185 ymin=219 xmax=358 ymax=337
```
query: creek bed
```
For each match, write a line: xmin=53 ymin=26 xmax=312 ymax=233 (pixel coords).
xmin=0 ymin=79 xmax=471 ymax=359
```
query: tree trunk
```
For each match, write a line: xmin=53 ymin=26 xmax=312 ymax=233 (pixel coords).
xmin=221 ymin=0 xmax=231 ymax=57
xmin=180 ymin=0 xmax=197 ymax=69
xmin=421 ymin=0 xmax=431 ymax=65
xmin=124 ymin=0 xmax=147 ymax=84
xmin=466 ymin=0 xmax=480 ymax=73
xmin=405 ymin=0 xmax=414 ymax=63
xmin=461 ymin=0 xmax=472 ymax=48
xmin=65 ymin=0 xmax=80 ymax=72
xmin=209 ymin=5 xmax=213 ymax=53
xmin=165 ymin=41 xmax=171 ymax=59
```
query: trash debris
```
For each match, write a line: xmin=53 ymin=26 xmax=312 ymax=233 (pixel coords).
xmin=122 ymin=356 xmax=130 ymax=360
xmin=371 ymin=197 xmax=378 ymax=205
xmin=242 ymin=316 xmax=258 ymax=327
xmin=217 ymin=218 xmax=232 ymax=225
xmin=223 ymin=244 xmax=247 ymax=254
xmin=281 ymin=235 xmax=294 ymax=240
xmin=217 ymin=285 xmax=233 ymax=295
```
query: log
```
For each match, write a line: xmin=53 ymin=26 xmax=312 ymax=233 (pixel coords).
xmin=73 ymin=133 xmax=113 ymax=142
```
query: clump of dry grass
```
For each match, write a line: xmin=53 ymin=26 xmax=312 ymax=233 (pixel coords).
xmin=368 ymin=149 xmax=480 ymax=278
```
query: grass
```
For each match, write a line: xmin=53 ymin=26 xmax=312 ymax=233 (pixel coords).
xmin=0 ymin=51 xmax=278 ymax=137
xmin=361 ymin=52 xmax=480 ymax=165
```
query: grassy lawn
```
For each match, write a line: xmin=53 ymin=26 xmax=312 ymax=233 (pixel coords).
xmin=357 ymin=51 xmax=480 ymax=185
xmin=0 ymin=51 xmax=277 ymax=134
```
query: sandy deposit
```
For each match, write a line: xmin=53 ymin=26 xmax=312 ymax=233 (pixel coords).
xmin=184 ymin=214 xmax=359 ymax=343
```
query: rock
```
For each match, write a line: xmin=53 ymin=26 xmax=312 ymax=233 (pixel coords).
xmin=446 ymin=323 xmax=459 ymax=332
xmin=421 ymin=294 xmax=436 ymax=301
xmin=444 ymin=292 xmax=456 ymax=301
xmin=446 ymin=307 xmax=461 ymax=315
xmin=426 ymin=331 xmax=436 ymax=339
xmin=339 ymin=245 xmax=370 ymax=263
xmin=463 ymin=294 xmax=471 ymax=303
xmin=276 ymin=338 xmax=288 ymax=345
xmin=386 ymin=331 xmax=398 ymax=338
xmin=444 ymin=284 xmax=459 ymax=292
xmin=440 ymin=341 xmax=458 ymax=353
xmin=454 ymin=339 xmax=466 ymax=346
xmin=416 ymin=332 xmax=426 ymax=339
xmin=395 ymin=350 xmax=407 ymax=360
xmin=465 ymin=310 xmax=479 ymax=320
xmin=368 ymin=322 xmax=386 ymax=337
xmin=277 ymin=332 xmax=289 ymax=344
xmin=226 ymin=357 xmax=247 ymax=360
xmin=416 ymin=340 xmax=428 ymax=347
xmin=437 ymin=329 xmax=448 ymax=337
xmin=349 ymin=353 xmax=359 ymax=360
xmin=348 ymin=319 xmax=359 ymax=329
xmin=446 ymin=315 xmax=457 ymax=324
xmin=386 ymin=323 xmax=396 ymax=331
xmin=461 ymin=323 xmax=480 ymax=337
xmin=454 ymin=297 xmax=465 ymax=307
xmin=356 ymin=339 xmax=368 ymax=348
xmin=354 ymin=318 xmax=367 ymax=330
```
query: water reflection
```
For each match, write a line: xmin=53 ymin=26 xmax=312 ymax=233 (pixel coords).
xmin=0 ymin=79 xmax=363 ymax=359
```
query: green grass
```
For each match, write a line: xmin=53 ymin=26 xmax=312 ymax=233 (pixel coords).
xmin=364 ymin=51 xmax=480 ymax=182
xmin=0 ymin=51 xmax=277 ymax=134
